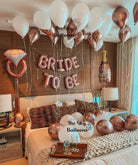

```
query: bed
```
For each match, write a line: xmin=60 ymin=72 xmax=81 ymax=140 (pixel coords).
xmin=19 ymin=93 xmax=138 ymax=165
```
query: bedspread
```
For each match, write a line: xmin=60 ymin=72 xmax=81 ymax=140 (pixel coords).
xmin=26 ymin=124 xmax=138 ymax=165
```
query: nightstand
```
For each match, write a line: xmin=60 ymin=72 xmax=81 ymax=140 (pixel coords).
xmin=0 ymin=123 xmax=23 ymax=162
xmin=108 ymin=108 xmax=129 ymax=119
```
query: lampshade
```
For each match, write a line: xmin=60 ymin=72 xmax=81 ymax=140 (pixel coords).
xmin=101 ymin=87 xmax=119 ymax=101
xmin=0 ymin=94 xmax=12 ymax=113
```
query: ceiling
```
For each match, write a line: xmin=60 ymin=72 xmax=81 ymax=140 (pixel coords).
xmin=0 ymin=0 xmax=137 ymax=42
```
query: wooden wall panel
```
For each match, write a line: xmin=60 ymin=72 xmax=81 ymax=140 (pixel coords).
xmin=0 ymin=30 xmax=117 ymax=98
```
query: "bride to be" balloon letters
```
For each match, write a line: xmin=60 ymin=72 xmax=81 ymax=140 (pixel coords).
xmin=38 ymin=55 xmax=80 ymax=89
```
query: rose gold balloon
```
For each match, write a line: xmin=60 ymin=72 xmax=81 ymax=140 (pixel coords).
xmin=119 ymin=25 xmax=131 ymax=43
xmin=28 ymin=27 xmax=40 ymax=44
xmin=48 ymin=122 xmax=60 ymax=140
xmin=110 ymin=115 xmax=125 ymax=131
xmin=125 ymin=114 xmax=138 ymax=130
xmin=127 ymin=114 xmax=138 ymax=119
xmin=88 ymin=33 xmax=96 ymax=49
xmin=67 ymin=19 xmax=77 ymax=40
xmin=84 ymin=112 xmax=95 ymax=125
xmin=92 ymin=30 xmax=102 ymax=43
xmin=96 ymin=119 xmax=114 ymax=136
xmin=95 ymin=109 xmax=104 ymax=116
xmin=74 ymin=30 xmax=85 ymax=46
xmin=133 ymin=2 xmax=138 ymax=24
xmin=112 ymin=6 xmax=129 ymax=28
xmin=14 ymin=112 xmax=24 ymax=127
xmin=41 ymin=23 xmax=59 ymax=45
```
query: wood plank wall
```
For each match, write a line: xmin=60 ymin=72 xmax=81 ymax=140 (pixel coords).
xmin=0 ymin=31 xmax=117 ymax=98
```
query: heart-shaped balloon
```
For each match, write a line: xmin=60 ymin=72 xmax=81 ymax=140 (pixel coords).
xmin=92 ymin=30 xmax=102 ymax=43
xmin=74 ymin=30 xmax=85 ymax=46
xmin=28 ymin=27 xmax=40 ymax=44
xmin=112 ymin=6 xmax=129 ymax=28
xmin=87 ymin=33 xmax=96 ymax=49
xmin=133 ymin=2 xmax=138 ymax=24
xmin=119 ymin=25 xmax=131 ymax=43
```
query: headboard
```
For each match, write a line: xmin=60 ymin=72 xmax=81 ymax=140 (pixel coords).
xmin=19 ymin=92 xmax=93 ymax=118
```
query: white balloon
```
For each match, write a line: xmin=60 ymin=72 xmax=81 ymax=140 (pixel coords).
xmin=63 ymin=37 xmax=74 ymax=49
xmin=88 ymin=7 xmax=106 ymax=33
xmin=72 ymin=3 xmax=89 ymax=31
xmin=13 ymin=16 xmax=29 ymax=38
xmin=58 ymin=126 xmax=80 ymax=143
xmin=95 ymin=39 xmax=103 ymax=51
xmin=60 ymin=114 xmax=74 ymax=126
xmin=33 ymin=11 xmax=51 ymax=30
xmin=72 ymin=112 xmax=84 ymax=122
xmin=50 ymin=0 xmax=68 ymax=28
xmin=99 ymin=14 xmax=112 ymax=37
xmin=79 ymin=121 xmax=94 ymax=138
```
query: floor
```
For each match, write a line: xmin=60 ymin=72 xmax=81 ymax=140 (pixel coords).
xmin=0 ymin=158 xmax=28 ymax=165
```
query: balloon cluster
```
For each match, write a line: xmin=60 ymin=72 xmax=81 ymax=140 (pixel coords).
xmin=12 ymin=1 xmax=137 ymax=48
xmin=96 ymin=113 xmax=138 ymax=136
xmin=11 ymin=0 xmax=112 ymax=51
xmin=48 ymin=111 xmax=138 ymax=141
xmin=48 ymin=112 xmax=95 ymax=142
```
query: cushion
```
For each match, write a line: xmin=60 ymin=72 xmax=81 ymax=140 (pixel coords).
xmin=29 ymin=104 xmax=58 ymax=129
xmin=58 ymin=105 xmax=77 ymax=119
xmin=75 ymin=100 xmax=99 ymax=115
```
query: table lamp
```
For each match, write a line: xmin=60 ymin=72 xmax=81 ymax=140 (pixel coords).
xmin=0 ymin=94 xmax=12 ymax=128
xmin=101 ymin=88 xmax=119 ymax=112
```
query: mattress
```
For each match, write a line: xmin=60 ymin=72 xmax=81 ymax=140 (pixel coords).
xmin=25 ymin=123 xmax=138 ymax=165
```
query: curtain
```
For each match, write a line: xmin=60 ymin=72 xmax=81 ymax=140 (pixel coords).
xmin=117 ymin=37 xmax=137 ymax=114
xmin=132 ymin=37 xmax=138 ymax=115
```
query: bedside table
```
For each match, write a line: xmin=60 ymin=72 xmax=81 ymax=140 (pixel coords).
xmin=0 ymin=123 xmax=23 ymax=162
xmin=108 ymin=108 xmax=129 ymax=119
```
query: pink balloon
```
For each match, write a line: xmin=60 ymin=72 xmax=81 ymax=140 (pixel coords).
xmin=47 ymin=57 xmax=56 ymax=71
xmin=72 ymin=74 xmax=79 ymax=87
xmin=57 ymin=59 xmax=65 ymax=72
xmin=65 ymin=76 xmax=74 ymax=89
xmin=7 ymin=60 xmax=27 ymax=78
xmin=64 ymin=58 xmax=72 ymax=71
xmin=38 ymin=55 xmax=48 ymax=69
xmin=52 ymin=77 xmax=60 ymax=89
xmin=44 ymin=73 xmax=54 ymax=88
xmin=71 ymin=56 xmax=79 ymax=69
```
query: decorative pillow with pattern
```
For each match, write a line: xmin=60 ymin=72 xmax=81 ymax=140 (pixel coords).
xmin=29 ymin=104 xmax=58 ymax=129
xmin=75 ymin=100 xmax=99 ymax=115
xmin=57 ymin=105 xmax=77 ymax=119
